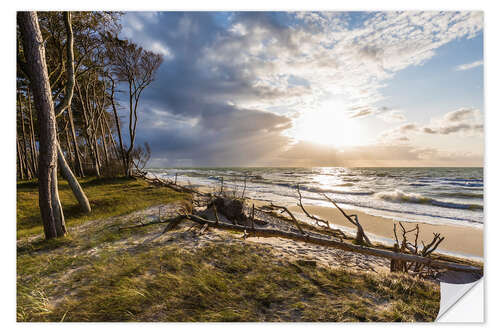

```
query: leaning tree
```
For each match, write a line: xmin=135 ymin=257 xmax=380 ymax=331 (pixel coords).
xmin=17 ymin=11 xmax=67 ymax=239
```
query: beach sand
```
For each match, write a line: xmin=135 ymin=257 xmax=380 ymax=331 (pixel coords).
xmin=288 ymin=205 xmax=483 ymax=258
xmin=185 ymin=183 xmax=483 ymax=258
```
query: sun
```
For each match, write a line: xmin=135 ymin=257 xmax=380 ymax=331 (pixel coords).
xmin=292 ymin=101 xmax=366 ymax=148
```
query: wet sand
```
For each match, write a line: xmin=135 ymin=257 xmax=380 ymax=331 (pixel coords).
xmin=288 ymin=205 xmax=483 ymax=258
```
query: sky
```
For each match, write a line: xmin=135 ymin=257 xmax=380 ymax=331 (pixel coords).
xmin=116 ymin=11 xmax=484 ymax=167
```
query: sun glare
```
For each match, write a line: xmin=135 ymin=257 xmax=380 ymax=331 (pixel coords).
xmin=292 ymin=101 xmax=366 ymax=148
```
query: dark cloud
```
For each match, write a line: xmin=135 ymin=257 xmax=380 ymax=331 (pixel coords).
xmin=115 ymin=12 xmax=301 ymax=165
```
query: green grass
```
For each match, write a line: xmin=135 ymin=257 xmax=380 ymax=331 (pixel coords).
xmin=17 ymin=240 xmax=440 ymax=322
xmin=17 ymin=177 xmax=191 ymax=239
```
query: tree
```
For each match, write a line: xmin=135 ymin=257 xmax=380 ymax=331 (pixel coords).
xmin=54 ymin=11 xmax=91 ymax=214
xmin=18 ymin=11 xmax=67 ymax=239
xmin=105 ymin=35 xmax=163 ymax=176
xmin=17 ymin=11 xmax=135 ymax=183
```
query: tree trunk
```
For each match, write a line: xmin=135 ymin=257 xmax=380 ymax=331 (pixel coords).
xmin=102 ymin=115 xmax=119 ymax=160
xmin=91 ymin=127 xmax=101 ymax=176
xmin=77 ymin=81 xmax=100 ymax=177
xmin=57 ymin=143 xmax=91 ymax=213
xmin=64 ymin=120 xmax=73 ymax=167
xmin=18 ymin=11 xmax=66 ymax=239
xmin=17 ymin=136 xmax=25 ymax=180
xmin=27 ymin=90 xmax=38 ymax=176
xmin=19 ymin=96 xmax=34 ymax=179
xmin=67 ymin=105 xmax=84 ymax=177
xmin=100 ymin=117 xmax=110 ymax=167
xmin=109 ymin=77 xmax=128 ymax=175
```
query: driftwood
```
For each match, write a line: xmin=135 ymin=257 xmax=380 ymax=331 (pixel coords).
xmin=176 ymin=213 xmax=482 ymax=273
xmin=322 ymin=194 xmax=372 ymax=245
xmin=269 ymin=203 xmax=306 ymax=234
xmin=128 ymin=174 xmax=480 ymax=275
xmin=208 ymin=197 xmax=247 ymax=225
xmin=297 ymin=186 xmax=346 ymax=240
xmin=142 ymin=173 xmax=207 ymax=196
xmin=391 ymin=222 xmax=446 ymax=276
xmin=117 ymin=207 xmax=481 ymax=274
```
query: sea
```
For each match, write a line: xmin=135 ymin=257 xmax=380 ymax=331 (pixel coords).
xmin=147 ymin=167 xmax=484 ymax=229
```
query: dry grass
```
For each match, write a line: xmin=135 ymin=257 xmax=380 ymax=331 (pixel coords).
xmin=17 ymin=178 xmax=440 ymax=322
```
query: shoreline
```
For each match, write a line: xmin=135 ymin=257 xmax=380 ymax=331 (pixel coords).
xmin=183 ymin=182 xmax=483 ymax=259
xmin=288 ymin=204 xmax=483 ymax=259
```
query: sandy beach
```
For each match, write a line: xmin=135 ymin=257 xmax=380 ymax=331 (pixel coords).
xmin=188 ymin=184 xmax=483 ymax=258
xmin=288 ymin=205 xmax=483 ymax=259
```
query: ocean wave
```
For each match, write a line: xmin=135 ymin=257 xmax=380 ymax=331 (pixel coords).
xmin=444 ymin=182 xmax=483 ymax=188
xmin=292 ymin=184 xmax=373 ymax=195
xmin=374 ymin=189 xmax=483 ymax=211
xmin=440 ymin=178 xmax=483 ymax=183
xmin=436 ymin=192 xmax=484 ymax=199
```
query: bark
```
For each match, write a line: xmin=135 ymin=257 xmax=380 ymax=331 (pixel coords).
xmin=108 ymin=76 xmax=128 ymax=175
xmin=17 ymin=136 xmax=25 ymax=180
xmin=57 ymin=143 xmax=91 ymax=213
xmin=103 ymin=115 xmax=120 ymax=160
xmin=64 ymin=119 xmax=73 ymax=167
xmin=27 ymin=90 xmax=38 ymax=175
xmin=99 ymin=117 xmax=109 ymax=166
xmin=19 ymin=96 xmax=34 ymax=178
xmin=48 ymin=11 xmax=91 ymax=212
xmin=54 ymin=12 xmax=75 ymax=117
xmin=125 ymin=82 xmax=135 ymax=176
xmin=67 ymin=105 xmax=84 ymax=177
xmin=18 ymin=11 xmax=66 ymax=239
xmin=76 ymin=80 xmax=100 ymax=176
xmin=91 ymin=123 xmax=102 ymax=174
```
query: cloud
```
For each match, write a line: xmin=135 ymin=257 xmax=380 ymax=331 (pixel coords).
xmin=273 ymin=141 xmax=482 ymax=167
xmin=115 ymin=11 xmax=483 ymax=166
xmin=348 ymin=106 xmax=375 ymax=119
xmin=455 ymin=60 xmax=483 ymax=71
xmin=378 ymin=110 xmax=407 ymax=123
xmin=426 ymin=107 xmax=483 ymax=135
xmin=348 ymin=105 xmax=406 ymax=123
xmin=380 ymin=107 xmax=483 ymax=142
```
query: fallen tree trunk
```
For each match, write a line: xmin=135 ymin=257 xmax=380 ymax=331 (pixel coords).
xmin=142 ymin=173 xmax=205 ymax=195
xmin=179 ymin=214 xmax=482 ymax=273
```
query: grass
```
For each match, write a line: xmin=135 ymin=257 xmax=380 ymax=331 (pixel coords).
xmin=17 ymin=177 xmax=191 ymax=239
xmin=17 ymin=240 xmax=440 ymax=322
xmin=17 ymin=177 xmax=440 ymax=322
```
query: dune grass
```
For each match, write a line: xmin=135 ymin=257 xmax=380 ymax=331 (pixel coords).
xmin=17 ymin=239 xmax=440 ymax=322
xmin=17 ymin=177 xmax=440 ymax=322
xmin=16 ymin=177 xmax=191 ymax=239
